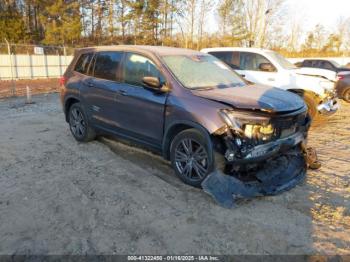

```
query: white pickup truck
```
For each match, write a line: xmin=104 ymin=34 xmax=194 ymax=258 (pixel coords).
xmin=201 ymin=47 xmax=339 ymax=118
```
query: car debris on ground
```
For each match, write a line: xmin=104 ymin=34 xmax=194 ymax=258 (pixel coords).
xmin=202 ymin=146 xmax=320 ymax=208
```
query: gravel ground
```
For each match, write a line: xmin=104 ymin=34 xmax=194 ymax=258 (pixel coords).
xmin=0 ymin=93 xmax=349 ymax=255
xmin=0 ymin=79 xmax=59 ymax=98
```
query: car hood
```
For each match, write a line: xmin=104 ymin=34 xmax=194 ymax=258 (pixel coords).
xmin=192 ymin=85 xmax=305 ymax=113
xmin=293 ymin=67 xmax=337 ymax=81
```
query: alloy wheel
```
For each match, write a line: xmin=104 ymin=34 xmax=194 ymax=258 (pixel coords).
xmin=174 ymin=138 xmax=209 ymax=181
xmin=69 ymin=107 xmax=86 ymax=139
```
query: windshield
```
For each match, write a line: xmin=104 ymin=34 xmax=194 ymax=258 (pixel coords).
xmin=267 ymin=51 xmax=297 ymax=70
xmin=162 ymin=55 xmax=245 ymax=90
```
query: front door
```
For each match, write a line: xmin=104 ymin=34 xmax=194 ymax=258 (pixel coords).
xmin=235 ymin=52 xmax=279 ymax=87
xmin=113 ymin=52 xmax=168 ymax=146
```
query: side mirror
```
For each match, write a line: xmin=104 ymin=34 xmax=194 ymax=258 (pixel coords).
xmin=142 ymin=76 xmax=161 ymax=89
xmin=259 ymin=63 xmax=276 ymax=72
xmin=142 ymin=76 xmax=169 ymax=92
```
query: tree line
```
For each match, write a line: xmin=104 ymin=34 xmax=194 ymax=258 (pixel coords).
xmin=1 ymin=0 xmax=350 ymax=56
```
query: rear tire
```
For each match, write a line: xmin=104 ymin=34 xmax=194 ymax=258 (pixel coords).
xmin=68 ymin=102 xmax=96 ymax=142
xmin=170 ymin=128 xmax=225 ymax=188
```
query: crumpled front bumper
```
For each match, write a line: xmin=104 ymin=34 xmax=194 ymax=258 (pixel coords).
xmin=225 ymin=131 xmax=307 ymax=164
xmin=202 ymin=149 xmax=307 ymax=208
xmin=317 ymin=98 xmax=339 ymax=115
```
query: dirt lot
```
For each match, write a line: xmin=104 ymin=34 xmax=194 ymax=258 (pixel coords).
xmin=0 ymin=79 xmax=60 ymax=98
xmin=0 ymin=93 xmax=349 ymax=255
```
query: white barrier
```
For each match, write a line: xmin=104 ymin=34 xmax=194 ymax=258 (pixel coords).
xmin=0 ymin=54 xmax=349 ymax=80
xmin=0 ymin=54 xmax=73 ymax=80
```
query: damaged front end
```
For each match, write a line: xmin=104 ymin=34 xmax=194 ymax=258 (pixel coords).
xmin=317 ymin=89 xmax=339 ymax=116
xmin=203 ymin=106 xmax=313 ymax=208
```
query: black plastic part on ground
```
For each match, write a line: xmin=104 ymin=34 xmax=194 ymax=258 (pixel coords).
xmin=201 ymin=150 xmax=307 ymax=208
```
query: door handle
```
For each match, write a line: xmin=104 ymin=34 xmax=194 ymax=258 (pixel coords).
xmin=268 ymin=78 xmax=275 ymax=81
xmin=117 ymin=90 xmax=128 ymax=96
xmin=240 ymin=74 xmax=246 ymax=78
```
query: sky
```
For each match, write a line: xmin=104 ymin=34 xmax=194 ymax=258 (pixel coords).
xmin=206 ymin=0 xmax=350 ymax=34
xmin=285 ymin=0 xmax=350 ymax=31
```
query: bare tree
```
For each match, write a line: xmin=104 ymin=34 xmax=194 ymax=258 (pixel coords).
xmin=217 ymin=0 xmax=247 ymax=46
xmin=217 ymin=0 xmax=232 ymax=36
xmin=335 ymin=17 xmax=350 ymax=52
xmin=344 ymin=18 xmax=350 ymax=53
xmin=189 ymin=0 xmax=196 ymax=48
xmin=108 ymin=0 xmax=115 ymax=38
xmin=314 ymin=24 xmax=327 ymax=50
xmin=197 ymin=0 xmax=213 ymax=50
xmin=287 ymin=5 xmax=305 ymax=52
xmin=117 ymin=0 xmax=128 ymax=42
xmin=241 ymin=0 xmax=285 ymax=47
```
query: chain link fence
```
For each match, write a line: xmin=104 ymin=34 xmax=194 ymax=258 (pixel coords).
xmin=0 ymin=42 xmax=74 ymax=83
xmin=0 ymin=43 xmax=74 ymax=56
xmin=0 ymin=42 xmax=75 ymax=97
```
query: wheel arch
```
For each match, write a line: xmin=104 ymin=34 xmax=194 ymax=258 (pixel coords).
xmin=162 ymin=121 xmax=213 ymax=160
xmin=64 ymin=96 xmax=80 ymax=122
xmin=340 ymin=85 xmax=350 ymax=99
xmin=288 ymin=88 xmax=320 ymax=100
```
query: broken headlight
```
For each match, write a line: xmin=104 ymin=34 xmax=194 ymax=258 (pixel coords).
xmin=219 ymin=110 xmax=274 ymax=141
xmin=244 ymin=124 xmax=274 ymax=141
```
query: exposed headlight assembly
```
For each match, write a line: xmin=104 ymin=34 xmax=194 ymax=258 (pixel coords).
xmin=219 ymin=110 xmax=244 ymax=132
xmin=244 ymin=124 xmax=274 ymax=141
xmin=219 ymin=110 xmax=274 ymax=141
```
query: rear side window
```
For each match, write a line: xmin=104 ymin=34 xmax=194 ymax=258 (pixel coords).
xmin=320 ymin=61 xmax=334 ymax=70
xmin=209 ymin=51 xmax=240 ymax=69
xmin=93 ymin=51 xmax=123 ymax=81
xmin=74 ymin=53 xmax=93 ymax=74
xmin=123 ymin=53 xmax=164 ymax=86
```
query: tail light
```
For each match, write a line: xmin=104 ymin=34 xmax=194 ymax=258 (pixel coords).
xmin=337 ymin=74 xmax=345 ymax=81
xmin=59 ymin=76 xmax=67 ymax=86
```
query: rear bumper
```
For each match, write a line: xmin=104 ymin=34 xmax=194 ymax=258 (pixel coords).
xmin=317 ymin=98 xmax=339 ymax=115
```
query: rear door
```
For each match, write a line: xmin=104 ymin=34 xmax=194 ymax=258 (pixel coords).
xmin=81 ymin=51 xmax=124 ymax=129
xmin=113 ymin=52 xmax=167 ymax=146
xmin=68 ymin=52 xmax=94 ymax=94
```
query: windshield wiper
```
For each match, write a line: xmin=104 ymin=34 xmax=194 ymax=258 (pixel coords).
xmin=191 ymin=86 xmax=215 ymax=91
xmin=192 ymin=83 xmax=244 ymax=90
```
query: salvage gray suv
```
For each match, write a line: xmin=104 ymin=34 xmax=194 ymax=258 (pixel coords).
xmin=60 ymin=45 xmax=310 ymax=194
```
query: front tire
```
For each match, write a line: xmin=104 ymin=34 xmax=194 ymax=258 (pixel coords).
xmin=68 ymin=102 xmax=96 ymax=142
xmin=342 ymin=88 xmax=350 ymax=103
xmin=303 ymin=93 xmax=319 ymax=120
xmin=170 ymin=128 xmax=223 ymax=188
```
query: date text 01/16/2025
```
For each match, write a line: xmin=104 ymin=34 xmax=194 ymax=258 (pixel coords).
xmin=127 ymin=255 xmax=219 ymax=261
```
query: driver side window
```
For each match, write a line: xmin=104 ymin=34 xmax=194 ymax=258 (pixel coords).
xmin=239 ymin=52 xmax=276 ymax=72
xmin=123 ymin=53 xmax=164 ymax=86
xmin=320 ymin=61 xmax=334 ymax=70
